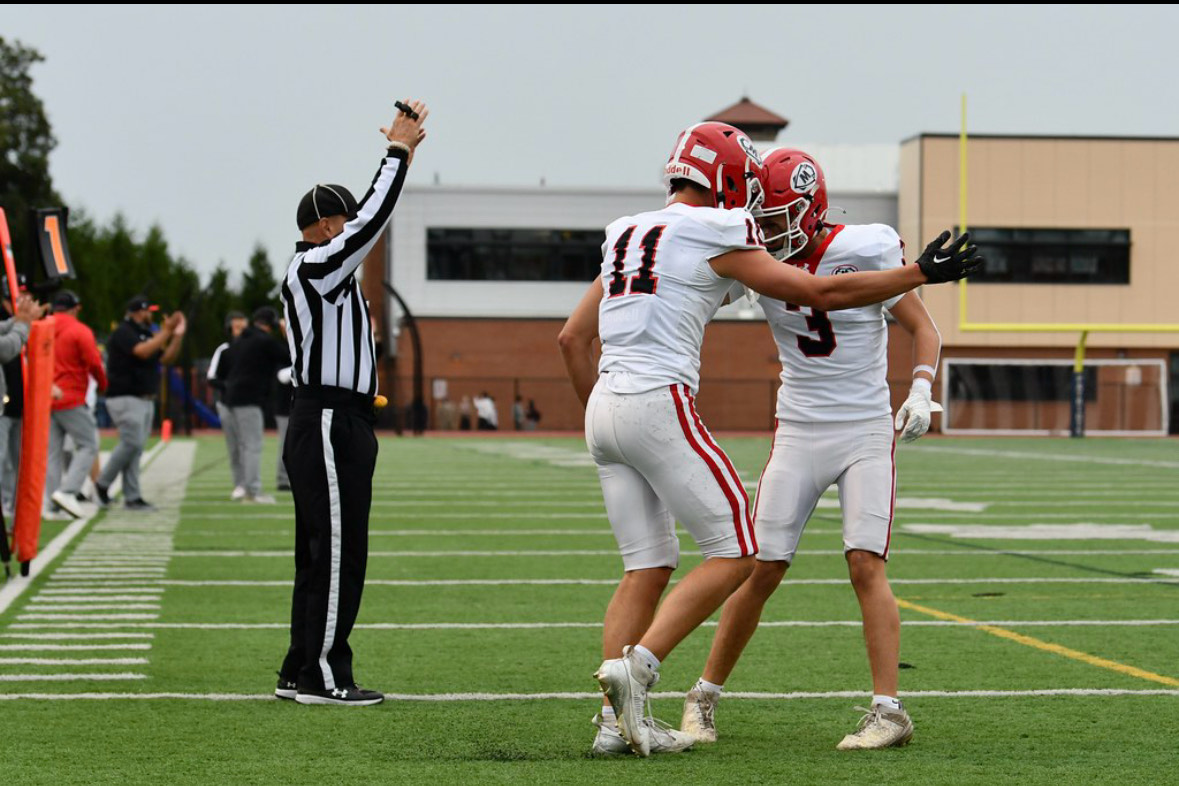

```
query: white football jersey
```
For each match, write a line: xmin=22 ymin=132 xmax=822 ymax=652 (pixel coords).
xmin=760 ymin=224 xmax=906 ymax=422
xmin=597 ymin=202 xmax=764 ymax=394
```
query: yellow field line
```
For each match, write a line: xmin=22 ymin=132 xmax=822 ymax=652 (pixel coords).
xmin=896 ymin=598 xmax=1179 ymax=687
xmin=958 ymin=322 xmax=1179 ymax=333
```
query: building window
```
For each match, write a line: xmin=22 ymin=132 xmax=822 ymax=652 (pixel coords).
xmin=427 ymin=228 xmax=603 ymax=281
xmin=968 ymin=228 xmax=1130 ymax=284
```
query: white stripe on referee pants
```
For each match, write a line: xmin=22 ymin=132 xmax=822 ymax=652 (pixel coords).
xmin=318 ymin=409 xmax=343 ymax=691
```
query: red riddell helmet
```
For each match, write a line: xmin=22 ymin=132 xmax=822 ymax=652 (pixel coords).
xmin=756 ymin=147 xmax=829 ymax=260
xmin=663 ymin=122 xmax=766 ymax=211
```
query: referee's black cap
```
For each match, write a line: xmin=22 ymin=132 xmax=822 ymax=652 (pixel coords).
xmin=297 ymin=184 xmax=359 ymax=230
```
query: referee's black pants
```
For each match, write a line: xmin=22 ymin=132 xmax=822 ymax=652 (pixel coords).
xmin=279 ymin=394 xmax=378 ymax=691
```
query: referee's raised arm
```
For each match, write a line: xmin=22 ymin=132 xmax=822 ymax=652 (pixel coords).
xmin=292 ymin=100 xmax=427 ymax=299
xmin=283 ymin=99 xmax=428 ymax=396
xmin=276 ymin=99 xmax=427 ymax=707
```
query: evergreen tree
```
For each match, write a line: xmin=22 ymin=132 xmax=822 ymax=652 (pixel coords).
xmin=239 ymin=244 xmax=280 ymax=314
xmin=0 ymin=37 xmax=60 ymax=269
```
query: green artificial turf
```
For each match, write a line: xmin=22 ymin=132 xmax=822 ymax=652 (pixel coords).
xmin=1 ymin=433 xmax=1176 ymax=784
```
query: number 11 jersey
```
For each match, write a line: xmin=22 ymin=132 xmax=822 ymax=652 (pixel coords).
xmin=597 ymin=202 xmax=763 ymax=395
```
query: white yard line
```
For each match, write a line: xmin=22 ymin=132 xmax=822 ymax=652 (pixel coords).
xmin=6 ymin=618 xmax=1177 ymax=632
xmin=0 ymin=657 xmax=148 ymax=665
xmin=902 ymin=512 xmax=1179 ymax=519
xmin=55 ymin=568 xmax=168 ymax=573
xmin=0 ymin=632 xmax=154 ymax=639
xmin=33 ymin=596 xmax=165 ymax=603
xmin=0 ymin=644 xmax=153 ymax=651
xmin=160 ymin=548 xmax=1179 ymax=559
xmin=18 ymin=576 xmax=1179 ymax=591
xmin=0 ymin=672 xmax=146 ymax=682
xmin=177 ymin=513 xmax=610 ymax=520
xmin=43 ymin=575 xmax=168 ymax=581
xmin=3 ymin=688 xmax=1176 ymax=702
xmin=188 ymin=500 xmax=606 ymax=508
xmin=909 ymin=445 xmax=1179 ymax=470
xmin=35 ymin=588 xmax=162 ymax=595
xmin=24 ymin=605 xmax=162 ymax=612
xmin=17 ymin=613 xmax=160 ymax=621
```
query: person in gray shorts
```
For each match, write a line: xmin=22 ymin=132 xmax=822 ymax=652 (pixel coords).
xmin=95 ymin=295 xmax=185 ymax=510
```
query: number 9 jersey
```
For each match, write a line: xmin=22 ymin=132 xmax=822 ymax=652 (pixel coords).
xmin=597 ymin=202 xmax=764 ymax=395
xmin=760 ymin=223 xmax=906 ymax=422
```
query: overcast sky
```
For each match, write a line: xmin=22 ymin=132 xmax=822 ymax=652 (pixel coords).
xmin=5 ymin=4 xmax=1176 ymax=282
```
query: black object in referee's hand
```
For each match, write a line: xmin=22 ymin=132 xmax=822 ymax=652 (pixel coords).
xmin=395 ymin=100 xmax=419 ymax=121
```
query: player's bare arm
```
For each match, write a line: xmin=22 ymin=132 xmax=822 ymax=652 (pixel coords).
xmin=558 ymin=275 xmax=603 ymax=407
xmin=710 ymin=230 xmax=982 ymax=311
xmin=889 ymin=291 xmax=943 ymax=441
xmin=889 ymin=292 xmax=941 ymax=383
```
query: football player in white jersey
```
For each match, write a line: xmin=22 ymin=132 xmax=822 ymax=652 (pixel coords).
xmin=559 ymin=123 xmax=980 ymax=757
xmin=679 ymin=148 xmax=940 ymax=750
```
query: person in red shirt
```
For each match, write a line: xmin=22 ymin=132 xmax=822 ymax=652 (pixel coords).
xmin=45 ymin=290 xmax=108 ymax=518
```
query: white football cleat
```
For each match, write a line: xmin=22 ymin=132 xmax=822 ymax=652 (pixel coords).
xmin=231 ymin=486 xmax=247 ymax=501
xmin=594 ymin=645 xmax=658 ymax=757
xmin=248 ymin=494 xmax=277 ymax=505
xmin=642 ymin=716 xmax=695 ymax=754
xmin=591 ymin=713 xmax=695 ymax=756
xmin=50 ymin=490 xmax=85 ymax=519
xmin=681 ymin=687 xmax=719 ymax=743
xmin=590 ymin=713 xmax=631 ymax=756
xmin=836 ymin=704 xmax=914 ymax=750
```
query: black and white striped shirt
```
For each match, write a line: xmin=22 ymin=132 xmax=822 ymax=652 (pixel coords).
xmin=281 ymin=148 xmax=408 ymax=396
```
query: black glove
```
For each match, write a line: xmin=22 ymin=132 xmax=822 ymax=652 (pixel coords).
xmin=916 ymin=230 xmax=984 ymax=283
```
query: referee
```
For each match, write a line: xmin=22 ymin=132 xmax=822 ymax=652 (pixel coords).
xmin=275 ymin=99 xmax=428 ymax=706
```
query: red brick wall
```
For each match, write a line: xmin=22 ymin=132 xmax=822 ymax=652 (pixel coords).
xmin=385 ymin=318 xmax=783 ymax=431
xmin=383 ymin=318 xmax=1170 ymax=432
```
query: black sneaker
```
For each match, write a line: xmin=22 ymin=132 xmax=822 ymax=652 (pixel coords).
xmin=275 ymin=674 xmax=298 ymax=701
xmin=276 ymin=484 xmax=292 ymax=492
xmin=295 ymin=684 xmax=384 ymax=706
xmin=124 ymin=498 xmax=156 ymax=512
xmin=95 ymin=484 xmax=111 ymax=508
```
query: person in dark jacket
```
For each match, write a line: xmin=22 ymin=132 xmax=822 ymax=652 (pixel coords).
xmin=219 ymin=306 xmax=289 ymax=503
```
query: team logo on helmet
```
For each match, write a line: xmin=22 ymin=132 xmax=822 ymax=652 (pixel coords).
xmin=790 ymin=162 xmax=818 ymax=194
xmin=737 ymin=135 xmax=764 ymax=166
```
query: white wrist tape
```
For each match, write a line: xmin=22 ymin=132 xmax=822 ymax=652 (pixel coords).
xmin=913 ymin=364 xmax=937 ymax=379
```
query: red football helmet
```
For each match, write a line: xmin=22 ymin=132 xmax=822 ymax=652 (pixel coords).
xmin=663 ymin=122 xmax=766 ymax=211
xmin=756 ymin=147 xmax=829 ymax=260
